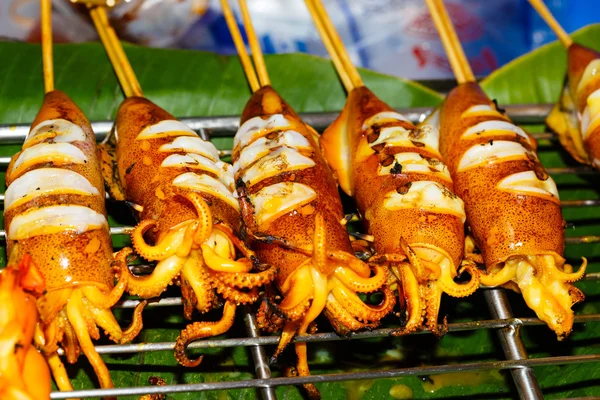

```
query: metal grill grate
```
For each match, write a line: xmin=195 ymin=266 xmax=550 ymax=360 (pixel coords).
xmin=1 ymin=104 xmax=598 ymax=400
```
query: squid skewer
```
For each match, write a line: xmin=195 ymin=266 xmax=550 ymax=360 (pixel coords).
xmin=425 ymin=0 xmax=586 ymax=339
xmin=304 ymin=0 xmax=478 ymax=336
xmin=4 ymin=1 xmax=146 ymax=397
xmin=85 ymin=4 xmax=277 ymax=367
xmin=220 ymin=0 xmax=395 ymax=396
xmin=527 ymin=0 xmax=600 ymax=170
xmin=0 ymin=249 xmax=50 ymax=400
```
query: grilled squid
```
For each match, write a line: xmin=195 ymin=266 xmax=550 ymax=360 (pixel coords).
xmin=236 ymin=86 xmax=395 ymax=387
xmin=0 ymin=249 xmax=50 ymax=400
xmin=439 ymin=83 xmax=586 ymax=339
xmin=3 ymin=90 xmax=146 ymax=394
xmin=547 ymin=44 xmax=600 ymax=169
xmin=321 ymin=86 xmax=478 ymax=335
xmin=103 ymin=97 xmax=277 ymax=367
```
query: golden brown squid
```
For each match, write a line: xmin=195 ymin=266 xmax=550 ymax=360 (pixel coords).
xmin=220 ymin=0 xmax=395 ymax=395
xmin=87 ymin=5 xmax=276 ymax=367
xmin=525 ymin=0 xmax=600 ymax=169
xmin=305 ymin=0 xmax=478 ymax=336
xmin=4 ymin=89 xmax=146 ymax=395
xmin=426 ymin=0 xmax=586 ymax=339
xmin=0 ymin=250 xmax=50 ymax=400
xmin=4 ymin=2 xmax=145 ymax=394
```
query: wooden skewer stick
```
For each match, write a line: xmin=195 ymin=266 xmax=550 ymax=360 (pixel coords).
xmin=219 ymin=0 xmax=260 ymax=92
xmin=237 ymin=0 xmax=270 ymax=88
xmin=89 ymin=6 xmax=143 ymax=97
xmin=527 ymin=0 xmax=573 ymax=48
xmin=40 ymin=0 xmax=54 ymax=93
xmin=424 ymin=0 xmax=475 ymax=85
xmin=304 ymin=0 xmax=352 ymax=92
xmin=96 ymin=6 xmax=143 ymax=97
xmin=309 ymin=0 xmax=363 ymax=89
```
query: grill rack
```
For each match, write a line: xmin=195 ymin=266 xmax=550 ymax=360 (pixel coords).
xmin=1 ymin=103 xmax=599 ymax=400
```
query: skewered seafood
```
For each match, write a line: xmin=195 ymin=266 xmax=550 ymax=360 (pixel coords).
xmin=426 ymin=0 xmax=586 ymax=339
xmin=86 ymin=5 xmax=276 ymax=368
xmin=546 ymin=48 xmax=600 ymax=167
xmin=4 ymin=3 xmax=145 ymax=394
xmin=4 ymin=89 xmax=147 ymax=394
xmin=305 ymin=0 xmax=478 ymax=336
xmin=219 ymin=1 xmax=395 ymax=395
xmin=524 ymin=0 xmax=600 ymax=169
xmin=0 ymin=249 xmax=50 ymax=400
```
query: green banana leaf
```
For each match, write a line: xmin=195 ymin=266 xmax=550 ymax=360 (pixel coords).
xmin=0 ymin=22 xmax=599 ymax=399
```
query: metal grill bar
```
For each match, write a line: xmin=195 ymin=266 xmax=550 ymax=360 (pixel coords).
xmin=242 ymin=306 xmax=278 ymax=400
xmin=0 ymin=104 xmax=553 ymax=143
xmin=48 ymin=353 xmax=600 ymax=399
xmin=485 ymin=288 xmax=543 ymax=400
xmin=53 ymin=312 xmax=600 ymax=356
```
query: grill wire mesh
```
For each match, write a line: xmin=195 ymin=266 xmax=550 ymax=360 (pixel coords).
xmin=0 ymin=103 xmax=598 ymax=400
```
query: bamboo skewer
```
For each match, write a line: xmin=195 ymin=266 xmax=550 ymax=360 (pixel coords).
xmin=89 ymin=6 xmax=142 ymax=97
xmin=527 ymin=0 xmax=573 ymax=48
xmin=236 ymin=0 xmax=270 ymax=88
xmin=40 ymin=0 xmax=54 ymax=93
xmin=219 ymin=0 xmax=260 ymax=92
xmin=304 ymin=0 xmax=353 ymax=92
xmin=96 ymin=6 xmax=143 ymax=97
xmin=424 ymin=0 xmax=475 ymax=85
xmin=307 ymin=0 xmax=363 ymax=90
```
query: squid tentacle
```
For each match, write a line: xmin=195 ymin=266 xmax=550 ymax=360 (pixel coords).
xmin=390 ymin=263 xmax=424 ymax=336
xmin=79 ymin=301 xmax=101 ymax=341
xmin=212 ymin=265 xmax=278 ymax=289
xmin=80 ymin=262 xmax=129 ymax=309
xmin=278 ymin=294 xmax=313 ymax=322
xmin=86 ymin=298 xmax=147 ymax=344
xmin=46 ymin=352 xmax=74 ymax=392
xmin=174 ymin=301 xmax=236 ymax=367
xmin=183 ymin=192 xmax=213 ymax=245
xmin=438 ymin=261 xmax=480 ymax=298
xmin=324 ymin=294 xmax=374 ymax=332
xmin=424 ymin=286 xmax=447 ymax=337
xmin=293 ymin=341 xmax=321 ymax=400
xmin=214 ymin=282 xmax=260 ymax=305
xmin=480 ymin=262 xmax=517 ymax=287
xmin=329 ymin=250 xmax=371 ymax=278
xmin=276 ymin=275 xmax=315 ymax=322
xmin=331 ymin=284 xmax=396 ymax=323
xmin=201 ymin=244 xmax=253 ymax=273
xmin=65 ymin=289 xmax=115 ymax=396
xmin=333 ymin=265 xmax=387 ymax=293
xmin=181 ymin=254 xmax=216 ymax=315
xmin=271 ymin=320 xmax=301 ymax=363
xmin=214 ymin=223 xmax=258 ymax=261
xmin=119 ymin=250 xmax=186 ymax=298
xmin=515 ymin=259 xmax=573 ymax=340
xmin=551 ymin=258 xmax=587 ymax=283
xmin=132 ymin=220 xmax=189 ymax=261
xmin=60 ymin=311 xmax=80 ymax=364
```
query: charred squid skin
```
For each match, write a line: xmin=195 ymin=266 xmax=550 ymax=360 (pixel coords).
xmin=232 ymin=86 xmax=393 ymax=383
xmin=320 ymin=86 xmax=472 ymax=335
xmin=3 ymin=90 xmax=146 ymax=397
xmin=110 ymin=97 xmax=275 ymax=367
xmin=440 ymin=82 xmax=586 ymax=339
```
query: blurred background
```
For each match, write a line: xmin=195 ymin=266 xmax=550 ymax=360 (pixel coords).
xmin=1 ymin=0 xmax=598 ymax=80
